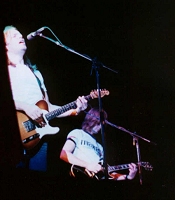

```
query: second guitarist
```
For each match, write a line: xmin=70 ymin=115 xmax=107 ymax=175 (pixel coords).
xmin=60 ymin=107 xmax=138 ymax=180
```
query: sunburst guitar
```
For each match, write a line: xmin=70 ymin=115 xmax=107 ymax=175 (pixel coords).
xmin=16 ymin=89 xmax=109 ymax=150
xmin=70 ymin=162 xmax=153 ymax=180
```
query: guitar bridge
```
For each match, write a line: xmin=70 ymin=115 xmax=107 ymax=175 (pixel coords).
xmin=22 ymin=133 xmax=40 ymax=144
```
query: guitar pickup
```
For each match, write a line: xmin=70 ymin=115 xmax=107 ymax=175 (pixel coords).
xmin=22 ymin=133 xmax=40 ymax=144
xmin=23 ymin=120 xmax=35 ymax=132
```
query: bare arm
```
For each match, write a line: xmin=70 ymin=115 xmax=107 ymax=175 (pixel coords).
xmin=45 ymin=92 xmax=88 ymax=117
xmin=14 ymin=100 xmax=43 ymax=120
xmin=60 ymin=140 xmax=88 ymax=167
xmin=60 ymin=140 xmax=102 ymax=173
xmin=14 ymin=91 xmax=87 ymax=122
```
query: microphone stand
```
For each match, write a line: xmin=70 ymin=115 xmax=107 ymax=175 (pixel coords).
xmin=133 ymin=136 xmax=142 ymax=185
xmin=105 ymin=120 xmax=157 ymax=185
xmin=37 ymin=33 xmax=118 ymax=180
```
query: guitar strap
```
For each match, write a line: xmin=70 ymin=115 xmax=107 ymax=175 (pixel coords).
xmin=30 ymin=68 xmax=45 ymax=98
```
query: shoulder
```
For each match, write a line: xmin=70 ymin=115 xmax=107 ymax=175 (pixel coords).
xmin=66 ymin=129 xmax=83 ymax=144
xmin=67 ymin=129 xmax=82 ymax=138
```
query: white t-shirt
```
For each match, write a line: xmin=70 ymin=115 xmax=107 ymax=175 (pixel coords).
xmin=8 ymin=64 xmax=47 ymax=104
xmin=67 ymin=129 xmax=104 ymax=163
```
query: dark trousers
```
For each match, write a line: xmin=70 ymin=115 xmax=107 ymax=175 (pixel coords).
xmin=16 ymin=143 xmax=47 ymax=172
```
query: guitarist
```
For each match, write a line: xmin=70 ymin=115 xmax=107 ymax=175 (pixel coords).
xmin=3 ymin=25 xmax=88 ymax=171
xmin=60 ymin=107 xmax=138 ymax=180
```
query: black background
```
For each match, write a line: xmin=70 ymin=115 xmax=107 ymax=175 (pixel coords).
xmin=1 ymin=0 xmax=175 ymax=199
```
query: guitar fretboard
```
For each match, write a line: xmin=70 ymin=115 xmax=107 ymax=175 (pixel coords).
xmin=107 ymin=162 xmax=152 ymax=173
xmin=45 ymin=95 xmax=92 ymax=121
xmin=108 ymin=164 xmax=130 ymax=172
xmin=45 ymin=101 xmax=77 ymax=121
xmin=23 ymin=95 xmax=92 ymax=132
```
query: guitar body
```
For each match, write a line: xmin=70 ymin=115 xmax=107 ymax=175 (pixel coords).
xmin=16 ymin=89 xmax=110 ymax=150
xmin=70 ymin=165 xmax=101 ymax=180
xmin=70 ymin=165 xmax=113 ymax=180
xmin=17 ymin=100 xmax=60 ymax=150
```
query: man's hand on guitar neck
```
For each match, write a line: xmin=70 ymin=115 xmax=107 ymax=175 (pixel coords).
xmin=127 ymin=163 xmax=138 ymax=180
xmin=49 ymin=96 xmax=88 ymax=117
xmin=75 ymin=96 xmax=88 ymax=114
xmin=110 ymin=163 xmax=138 ymax=180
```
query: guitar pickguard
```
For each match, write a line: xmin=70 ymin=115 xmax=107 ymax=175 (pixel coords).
xmin=17 ymin=100 xmax=59 ymax=150
xmin=16 ymin=89 xmax=110 ymax=150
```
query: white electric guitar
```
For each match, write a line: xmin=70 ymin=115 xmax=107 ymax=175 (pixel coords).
xmin=16 ymin=89 xmax=109 ymax=150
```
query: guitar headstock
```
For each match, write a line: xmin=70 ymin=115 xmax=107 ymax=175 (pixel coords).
xmin=90 ymin=89 xmax=110 ymax=99
xmin=140 ymin=162 xmax=153 ymax=171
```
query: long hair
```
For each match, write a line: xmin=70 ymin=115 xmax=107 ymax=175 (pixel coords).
xmin=3 ymin=25 xmax=16 ymax=45
xmin=3 ymin=25 xmax=37 ymax=71
xmin=82 ymin=107 xmax=107 ymax=133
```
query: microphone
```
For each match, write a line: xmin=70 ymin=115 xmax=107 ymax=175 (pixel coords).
xmin=27 ymin=27 xmax=46 ymax=40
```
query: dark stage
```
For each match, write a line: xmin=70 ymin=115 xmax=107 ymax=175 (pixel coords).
xmin=1 ymin=1 xmax=175 ymax=199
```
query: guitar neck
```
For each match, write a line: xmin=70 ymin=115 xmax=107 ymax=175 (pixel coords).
xmin=45 ymin=95 xmax=92 ymax=121
xmin=108 ymin=164 xmax=131 ymax=173
xmin=107 ymin=162 xmax=152 ymax=173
